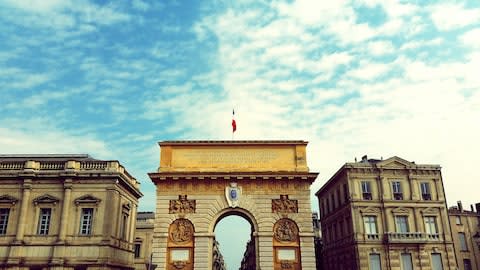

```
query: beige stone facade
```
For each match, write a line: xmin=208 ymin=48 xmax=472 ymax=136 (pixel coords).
xmin=0 ymin=155 xmax=142 ymax=270
xmin=134 ymin=212 xmax=154 ymax=270
xmin=148 ymin=140 xmax=318 ymax=270
xmin=448 ymin=202 xmax=480 ymax=270
xmin=316 ymin=156 xmax=456 ymax=270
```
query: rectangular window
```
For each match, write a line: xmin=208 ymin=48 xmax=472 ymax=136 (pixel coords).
xmin=343 ymin=183 xmax=349 ymax=202
xmin=0 ymin=208 xmax=10 ymax=235
xmin=432 ymin=254 xmax=443 ymax=270
xmin=134 ymin=243 xmax=141 ymax=258
xmin=369 ymin=254 xmax=381 ymax=270
xmin=362 ymin=181 xmax=372 ymax=200
xmin=401 ymin=253 xmax=413 ymax=270
xmin=80 ymin=208 xmax=93 ymax=235
xmin=364 ymin=216 xmax=378 ymax=235
xmin=392 ymin=181 xmax=403 ymax=200
xmin=455 ymin=216 xmax=461 ymax=225
xmin=463 ymin=259 xmax=472 ymax=270
xmin=459 ymin=232 xmax=468 ymax=251
xmin=424 ymin=216 xmax=438 ymax=234
xmin=120 ymin=213 xmax=128 ymax=240
xmin=395 ymin=216 xmax=409 ymax=233
xmin=421 ymin=182 xmax=431 ymax=200
xmin=37 ymin=208 xmax=51 ymax=235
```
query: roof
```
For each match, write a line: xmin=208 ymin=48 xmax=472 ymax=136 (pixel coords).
xmin=137 ymin=211 xmax=155 ymax=219
xmin=159 ymin=140 xmax=308 ymax=146
xmin=0 ymin=154 xmax=101 ymax=162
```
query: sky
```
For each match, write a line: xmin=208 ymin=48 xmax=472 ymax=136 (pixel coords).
xmin=1 ymin=0 xmax=479 ymax=268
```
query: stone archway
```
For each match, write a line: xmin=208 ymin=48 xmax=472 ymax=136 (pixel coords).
xmin=149 ymin=140 xmax=318 ymax=270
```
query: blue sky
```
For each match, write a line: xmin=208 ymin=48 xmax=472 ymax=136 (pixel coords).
xmin=1 ymin=0 xmax=479 ymax=268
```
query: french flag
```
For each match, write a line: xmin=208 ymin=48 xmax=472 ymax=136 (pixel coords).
xmin=232 ymin=109 xmax=237 ymax=133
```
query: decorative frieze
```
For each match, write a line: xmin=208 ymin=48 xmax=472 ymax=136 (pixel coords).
xmin=169 ymin=195 xmax=196 ymax=214
xmin=272 ymin=195 xmax=298 ymax=213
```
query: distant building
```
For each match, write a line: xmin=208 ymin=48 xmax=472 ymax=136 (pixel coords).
xmin=316 ymin=156 xmax=457 ymax=270
xmin=134 ymin=212 xmax=155 ymax=270
xmin=448 ymin=201 xmax=480 ymax=270
xmin=312 ymin=212 xmax=323 ymax=270
xmin=0 ymin=154 xmax=142 ymax=270
xmin=212 ymin=239 xmax=226 ymax=270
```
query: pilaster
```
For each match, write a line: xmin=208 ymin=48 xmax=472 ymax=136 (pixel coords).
xmin=14 ymin=179 xmax=32 ymax=243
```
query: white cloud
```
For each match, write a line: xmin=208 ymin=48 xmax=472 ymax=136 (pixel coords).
xmin=460 ymin=28 xmax=480 ymax=48
xmin=132 ymin=0 xmax=150 ymax=11
xmin=430 ymin=3 xmax=480 ymax=31
xmin=367 ymin=40 xmax=394 ymax=56
xmin=347 ymin=61 xmax=390 ymax=80
xmin=400 ymin=38 xmax=443 ymax=50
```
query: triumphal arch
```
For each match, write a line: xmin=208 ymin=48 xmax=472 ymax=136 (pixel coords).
xmin=148 ymin=140 xmax=319 ymax=270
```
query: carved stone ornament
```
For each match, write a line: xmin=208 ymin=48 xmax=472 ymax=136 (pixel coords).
xmin=281 ymin=261 xmax=293 ymax=269
xmin=33 ymin=194 xmax=60 ymax=205
xmin=173 ymin=261 xmax=186 ymax=269
xmin=274 ymin=219 xmax=298 ymax=242
xmin=272 ymin=195 xmax=298 ymax=213
xmin=169 ymin=219 xmax=194 ymax=244
xmin=225 ymin=182 xmax=241 ymax=208
xmin=169 ymin=195 xmax=196 ymax=214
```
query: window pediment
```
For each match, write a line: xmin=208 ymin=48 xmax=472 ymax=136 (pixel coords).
xmin=33 ymin=194 xmax=60 ymax=205
xmin=360 ymin=207 xmax=380 ymax=214
xmin=0 ymin=194 xmax=18 ymax=205
xmin=74 ymin=194 xmax=101 ymax=205
xmin=421 ymin=207 xmax=438 ymax=215
xmin=392 ymin=207 xmax=409 ymax=214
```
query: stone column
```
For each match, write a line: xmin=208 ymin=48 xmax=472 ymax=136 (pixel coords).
xmin=300 ymin=233 xmax=316 ymax=269
xmin=15 ymin=179 xmax=32 ymax=242
xmin=257 ymin=232 xmax=274 ymax=270
xmin=193 ymin=232 xmax=213 ymax=270
xmin=57 ymin=179 xmax=72 ymax=243
xmin=152 ymin=234 xmax=168 ymax=270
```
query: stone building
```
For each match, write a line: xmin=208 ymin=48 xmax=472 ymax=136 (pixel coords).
xmin=448 ymin=201 xmax=480 ymax=270
xmin=315 ymin=156 xmax=456 ymax=270
xmin=148 ymin=140 xmax=318 ymax=270
xmin=134 ymin=212 xmax=155 ymax=270
xmin=0 ymin=154 xmax=142 ymax=270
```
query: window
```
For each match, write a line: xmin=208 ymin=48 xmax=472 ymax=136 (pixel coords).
xmin=343 ymin=183 xmax=348 ymax=202
xmin=395 ymin=216 xmax=409 ymax=233
xmin=463 ymin=259 xmax=472 ymax=270
xmin=37 ymin=208 xmax=51 ymax=235
xmin=0 ymin=208 xmax=9 ymax=235
xmin=392 ymin=181 xmax=403 ymax=200
xmin=431 ymin=254 xmax=443 ymax=270
xmin=362 ymin=181 xmax=372 ymax=200
xmin=401 ymin=253 xmax=413 ymax=270
xmin=134 ymin=243 xmax=141 ymax=258
xmin=364 ymin=216 xmax=378 ymax=235
xmin=369 ymin=254 xmax=381 ymax=270
xmin=120 ymin=213 xmax=128 ymax=240
xmin=79 ymin=208 xmax=93 ymax=235
xmin=455 ymin=216 xmax=461 ymax=225
xmin=424 ymin=216 xmax=438 ymax=234
xmin=421 ymin=182 xmax=431 ymax=200
xmin=459 ymin=232 xmax=468 ymax=251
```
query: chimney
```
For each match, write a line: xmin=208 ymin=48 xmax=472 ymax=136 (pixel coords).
xmin=361 ymin=155 xmax=368 ymax=162
xmin=471 ymin=205 xmax=475 ymax=212
xmin=475 ymin=203 xmax=480 ymax=213
xmin=457 ymin=201 xmax=463 ymax=212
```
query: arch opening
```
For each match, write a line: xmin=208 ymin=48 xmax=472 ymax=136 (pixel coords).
xmin=211 ymin=209 xmax=258 ymax=270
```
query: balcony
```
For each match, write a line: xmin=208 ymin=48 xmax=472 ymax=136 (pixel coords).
xmin=422 ymin=193 xmax=432 ymax=200
xmin=384 ymin=232 xmax=441 ymax=243
xmin=362 ymin=192 xmax=372 ymax=200
xmin=393 ymin=193 xmax=403 ymax=200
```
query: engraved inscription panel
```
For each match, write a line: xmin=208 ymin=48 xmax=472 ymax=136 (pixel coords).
xmin=168 ymin=146 xmax=297 ymax=172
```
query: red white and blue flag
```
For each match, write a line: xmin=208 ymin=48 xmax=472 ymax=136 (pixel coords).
xmin=232 ymin=109 xmax=237 ymax=133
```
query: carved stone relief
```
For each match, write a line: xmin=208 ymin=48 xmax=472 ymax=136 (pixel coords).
xmin=169 ymin=195 xmax=196 ymax=214
xmin=272 ymin=195 xmax=298 ymax=213
xmin=169 ymin=219 xmax=194 ymax=244
xmin=274 ymin=218 xmax=298 ymax=242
